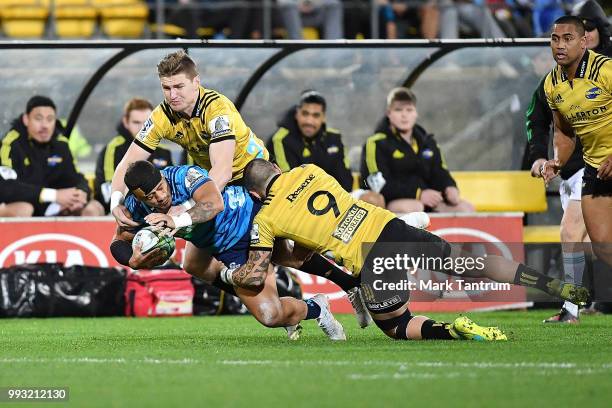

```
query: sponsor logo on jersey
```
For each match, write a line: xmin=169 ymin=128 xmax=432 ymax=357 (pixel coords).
xmin=554 ymin=94 xmax=564 ymax=104
xmin=332 ymin=204 xmax=368 ymax=243
xmin=138 ymin=117 xmax=154 ymax=140
xmin=185 ymin=167 xmax=205 ymax=189
xmin=421 ymin=148 xmax=434 ymax=159
xmin=47 ymin=155 xmax=63 ymax=166
xmin=209 ymin=115 xmax=231 ymax=138
xmin=286 ymin=174 xmax=315 ymax=202
xmin=392 ymin=150 xmax=404 ymax=159
xmin=585 ymin=87 xmax=602 ymax=100
xmin=327 ymin=145 xmax=339 ymax=154
xmin=174 ymin=131 xmax=184 ymax=140
xmin=567 ymin=106 xmax=607 ymax=122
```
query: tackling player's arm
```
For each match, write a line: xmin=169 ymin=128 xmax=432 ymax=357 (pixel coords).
xmin=145 ymin=176 xmax=224 ymax=230
xmin=222 ymin=249 xmax=272 ymax=292
xmin=219 ymin=212 xmax=275 ymax=292
xmin=208 ymin=139 xmax=236 ymax=190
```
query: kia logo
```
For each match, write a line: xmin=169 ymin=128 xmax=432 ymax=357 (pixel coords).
xmin=0 ymin=233 xmax=109 ymax=267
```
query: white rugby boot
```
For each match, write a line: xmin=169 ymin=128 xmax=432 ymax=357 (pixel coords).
xmin=311 ymin=294 xmax=346 ymax=341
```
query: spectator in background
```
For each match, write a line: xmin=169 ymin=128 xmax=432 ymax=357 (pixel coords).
xmin=267 ymin=90 xmax=384 ymax=207
xmin=166 ymin=0 xmax=252 ymax=39
xmin=382 ymin=0 xmax=440 ymax=39
xmin=0 ymin=166 xmax=34 ymax=217
xmin=0 ymin=96 xmax=103 ymax=216
xmin=94 ymin=98 xmax=173 ymax=214
xmin=278 ymin=0 xmax=344 ymax=39
xmin=438 ymin=0 xmax=506 ymax=38
xmin=361 ymin=87 xmax=473 ymax=213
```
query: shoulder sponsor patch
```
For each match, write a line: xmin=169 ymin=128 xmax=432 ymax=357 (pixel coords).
xmin=208 ymin=115 xmax=231 ymax=138
xmin=185 ymin=167 xmax=205 ymax=190
xmin=585 ymin=87 xmax=601 ymax=100
xmin=332 ymin=204 xmax=368 ymax=243
xmin=137 ymin=117 xmax=154 ymax=140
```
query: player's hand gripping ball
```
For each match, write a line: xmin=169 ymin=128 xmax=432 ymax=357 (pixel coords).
xmin=132 ymin=226 xmax=176 ymax=259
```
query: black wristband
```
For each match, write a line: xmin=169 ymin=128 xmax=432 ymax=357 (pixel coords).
xmin=110 ymin=240 xmax=133 ymax=266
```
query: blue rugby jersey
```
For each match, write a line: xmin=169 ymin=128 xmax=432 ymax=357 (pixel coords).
xmin=124 ymin=165 xmax=254 ymax=253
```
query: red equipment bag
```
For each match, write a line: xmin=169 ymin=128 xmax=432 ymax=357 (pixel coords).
xmin=125 ymin=269 xmax=194 ymax=317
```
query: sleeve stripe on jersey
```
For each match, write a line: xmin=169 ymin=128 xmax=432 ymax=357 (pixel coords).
xmin=203 ymin=91 xmax=219 ymax=107
xmin=134 ymin=138 xmax=155 ymax=153
xmin=104 ymin=136 xmax=126 ymax=181
xmin=203 ymin=95 xmax=220 ymax=110
xmin=160 ymin=103 xmax=177 ymax=126
xmin=551 ymin=68 xmax=557 ymax=86
xmin=590 ymin=57 xmax=610 ymax=82
xmin=210 ymin=135 xmax=236 ymax=144
xmin=249 ymin=246 xmax=272 ymax=252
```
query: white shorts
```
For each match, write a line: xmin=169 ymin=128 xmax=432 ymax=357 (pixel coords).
xmin=559 ymin=167 xmax=584 ymax=212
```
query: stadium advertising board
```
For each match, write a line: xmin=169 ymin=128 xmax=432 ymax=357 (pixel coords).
xmin=0 ymin=214 xmax=525 ymax=312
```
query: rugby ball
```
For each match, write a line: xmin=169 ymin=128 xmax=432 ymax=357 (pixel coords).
xmin=132 ymin=226 xmax=176 ymax=257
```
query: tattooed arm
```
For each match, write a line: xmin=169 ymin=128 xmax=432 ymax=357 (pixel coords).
xmin=220 ymin=250 xmax=272 ymax=292
xmin=145 ymin=180 xmax=224 ymax=229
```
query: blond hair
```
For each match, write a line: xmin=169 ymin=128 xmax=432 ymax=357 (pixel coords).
xmin=157 ymin=50 xmax=199 ymax=79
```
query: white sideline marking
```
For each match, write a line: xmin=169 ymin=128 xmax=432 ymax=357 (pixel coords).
xmin=1 ymin=357 xmax=611 ymax=375
xmin=0 ymin=357 xmax=199 ymax=365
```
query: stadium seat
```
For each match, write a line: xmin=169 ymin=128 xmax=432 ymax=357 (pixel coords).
xmin=0 ymin=0 xmax=49 ymax=38
xmin=93 ymin=0 xmax=149 ymax=38
xmin=149 ymin=23 xmax=186 ymax=38
xmin=43 ymin=0 xmax=97 ymax=38
xmin=522 ymin=225 xmax=561 ymax=243
xmin=451 ymin=171 xmax=547 ymax=213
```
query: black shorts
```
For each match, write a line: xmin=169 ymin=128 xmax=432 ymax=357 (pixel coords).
xmin=582 ymin=164 xmax=612 ymax=197
xmin=360 ymin=218 xmax=452 ymax=314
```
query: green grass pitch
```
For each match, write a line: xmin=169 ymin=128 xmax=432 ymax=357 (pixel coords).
xmin=1 ymin=311 xmax=611 ymax=407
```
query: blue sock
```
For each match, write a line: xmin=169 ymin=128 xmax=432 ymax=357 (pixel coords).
xmin=304 ymin=298 xmax=321 ymax=320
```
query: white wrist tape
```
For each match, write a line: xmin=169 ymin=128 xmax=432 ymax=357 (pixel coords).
xmin=219 ymin=267 xmax=235 ymax=286
xmin=351 ymin=189 xmax=366 ymax=200
xmin=110 ymin=191 xmax=124 ymax=211
xmin=181 ymin=199 xmax=196 ymax=211
xmin=171 ymin=212 xmax=193 ymax=228
xmin=40 ymin=188 xmax=57 ymax=203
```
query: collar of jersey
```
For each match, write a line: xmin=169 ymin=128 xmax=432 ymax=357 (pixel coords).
xmin=190 ymin=87 xmax=204 ymax=118
xmin=265 ymin=173 xmax=281 ymax=198
xmin=560 ymin=50 xmax=590 ymax=82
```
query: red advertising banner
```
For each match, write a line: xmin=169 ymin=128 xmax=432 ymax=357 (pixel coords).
xmin=0 ymin=214 xmax=527 ymax=313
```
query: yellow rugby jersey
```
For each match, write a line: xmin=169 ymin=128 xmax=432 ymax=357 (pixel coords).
xmin=135 ymin=86 xmax=268 ymax=181
xmin=250 ymin=164 xmax=396 ymax=276
xmin=544 ymin=50 xmax=612 ymax=167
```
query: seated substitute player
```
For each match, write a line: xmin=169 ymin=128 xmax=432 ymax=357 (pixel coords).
xmin=361 ymin=88 xmax=473 ymax=214
xmin=267 ymin=90 xmax=384 ymax=208
xmin=0 ymin=96 xmax=103 ymax=216
xmin=111 ymin=160 xmax=346 ymax=340
xmin=106 ymin=50 xmax=367 ymax=322
xmin=94 ymin=98 xmax=173 ymax=214
xmin=218 ymin=160 xmax=590 ymax=342
xmin=542 ymin=16 xmax=612 ymax=267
